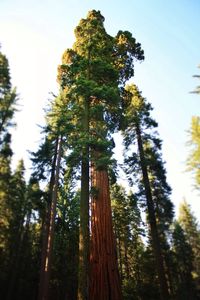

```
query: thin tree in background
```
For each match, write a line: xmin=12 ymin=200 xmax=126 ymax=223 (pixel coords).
xmin=37 ymin=135 xmax=62 ymax=300
xmin=122 ymin=84 xmax=171 ymax=300
xmin=171 ymin=221 xmax=196 ymax=299
xmin=6 ymin=160 xmax=26 ymax=300
xmin=178 ymin=200 xmax=200 ymax=294
xmin=186 ymin=116 xmax=200 ymax=190
xmin=111 ymin=184 xmax=145 ymax=299
xmin=36 ymin=93 xmax=73 ymax=300
xmin=0 ymin=47 xmax=17 ymax=140
xmin=0 ymin=48 xmax=18 ymax=299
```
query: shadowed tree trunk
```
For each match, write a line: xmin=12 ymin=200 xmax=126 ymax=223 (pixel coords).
xmin=78 ymin=94 xmax=90 ymax=300
xmin=38 ymin=136 xmax=62 ymax=300
xmin=136 ymin=123 xmax=170 ymax=300
xmin=90 ymin=164 xmax=122 ymax=300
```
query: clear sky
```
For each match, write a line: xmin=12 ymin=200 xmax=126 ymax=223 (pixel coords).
xmin=0 ymin=0 xmax=200 ymax=220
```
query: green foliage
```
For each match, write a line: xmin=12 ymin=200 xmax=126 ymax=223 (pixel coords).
xmin=58 ymin=10 xmax=144 ymax=172
xmin=178 ymin=200 xmax=200 ymax=295
xmin=111 ymin=184 xmax=146 ymax=299
xmin=2 ymin=10 xmax=199 ymax=300
xmin=0 ymin=48 xmax=17 ymax=142
xmin=50 ymin=173 xmax=80 ymax=300
xmin=171 ymin=221 xmax=197 ymax=299
xmin=187 ymin=116 xmax=200 ymax=189
xmin=122 ymin=84 xmax=174 ymax=227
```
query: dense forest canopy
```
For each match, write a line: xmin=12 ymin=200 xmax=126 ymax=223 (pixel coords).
xmin=0 ymin=8 xmax=200 ymax=300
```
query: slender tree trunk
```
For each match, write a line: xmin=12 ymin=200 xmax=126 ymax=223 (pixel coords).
xmin=78 ymin=42 xmax=91 ymax=300
xmin=136 ymin=124 xmax=170 ymax=300
xmin=89 ymin=164 xmax=122 ymax=300
xmin=78 ymin=95 xmax=90 ymax=300
xmin=38 ymin=136 xmax=62 ymax=300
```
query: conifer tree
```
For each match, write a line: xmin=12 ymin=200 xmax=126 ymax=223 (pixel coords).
xmin=0 ymin=47 xmax=17 ymax=142
xmin=6 ymin=160 xmax=27 ymax=300
xmin=51 ymin=170 xmax=79 ymax=300
xmin=0 ymin=48 xmax=18 ymax=298
xmin=111 ymin=184 xmax=145 ymax=299
xmin=171 ymin=221 xmax=197 ymax=299
xmin=186 ymin=116 xmax=200 ymax=190
xmin=122 ymin=84 xmax=173 ymax=300
xmin=178 ymin=200 xmax=200 ymax=294
xmin=32 ymin=106 xmax=64 ymax=300
xmin=0 ymin=48 xmax=17 ymax=252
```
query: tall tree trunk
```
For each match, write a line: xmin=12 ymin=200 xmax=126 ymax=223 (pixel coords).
xmin=136 ymin=124 xmax=170 ymax=300
xmin=38 ymin=136 xmax=62 ymax=300
xmin=78 ymin=95 xmax=90 ymax=300
xmin=89 ymin=164 xmax=122 ymax=300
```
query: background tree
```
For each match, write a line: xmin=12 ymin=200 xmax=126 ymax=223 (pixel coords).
xmin=186 ymin=116 xmax=200 ymax=190
xmin=171 ymin=221 xmax=197 ymax=299
xmin=178 ymin=200 xmax=200 ymax=295
xmin=111 ymin=184 xmax=145 ymax=299
xmin=122 ymin=83 xmax=173 ymax=300
xmin=50 ymin=170 xmax=80 ymax=300
xmin=0 ymin=48 xmax=18 ymax=299
xmin=0 ymin=47 xmax=17 ymax=141
xmin=6 ymin=160 xmax=28 ymax=300
xmin=0 ymin=48 xmax=17 ymax=252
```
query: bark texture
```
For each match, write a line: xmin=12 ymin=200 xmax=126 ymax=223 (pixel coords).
xmin=90 ymin=166 xmax=122 ymax=300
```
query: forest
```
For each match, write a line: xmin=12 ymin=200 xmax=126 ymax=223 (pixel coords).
xmin=0 ymin=9 xmax=200 ymax=300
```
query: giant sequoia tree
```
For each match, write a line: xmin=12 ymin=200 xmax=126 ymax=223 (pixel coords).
xmin=58 ymin=10 xmax=144 ymax=300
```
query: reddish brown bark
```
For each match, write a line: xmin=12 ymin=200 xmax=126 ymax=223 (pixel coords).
xmin=89 ymin=167 xmax=122 ymax=300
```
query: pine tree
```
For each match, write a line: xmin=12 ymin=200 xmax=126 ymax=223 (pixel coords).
xmin=32 ymin=130 xmax=63 ymax=300
xmin=51 ymin=170 xmax=79 ymax=300
xmin=171 ymin=221 xmax=197 ymax=299
xmin=122 ymin=83 xmax=173 ymax=300
xmin=0 ymin=48 xmax=17 ymax=255
xmin=6 ymin=159 xmax=27 ymax=300
xmin=186 ymin=116 xmax=200 ymax=190
xmin=0 ymin=47 xmax=17 ymax=142
xmin=178 ymin=200 xmax=200 ymax=294
xmin=0 ymin=48 xmax=18 ymax=298
xmin=0 ymin=133 xmax=13 ymax=298
xmin=111 ymin=184 xmax=145 ymax=299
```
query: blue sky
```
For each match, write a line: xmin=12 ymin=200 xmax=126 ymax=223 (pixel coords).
xmin=0 ymin=0 xmax=200 ymax=220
